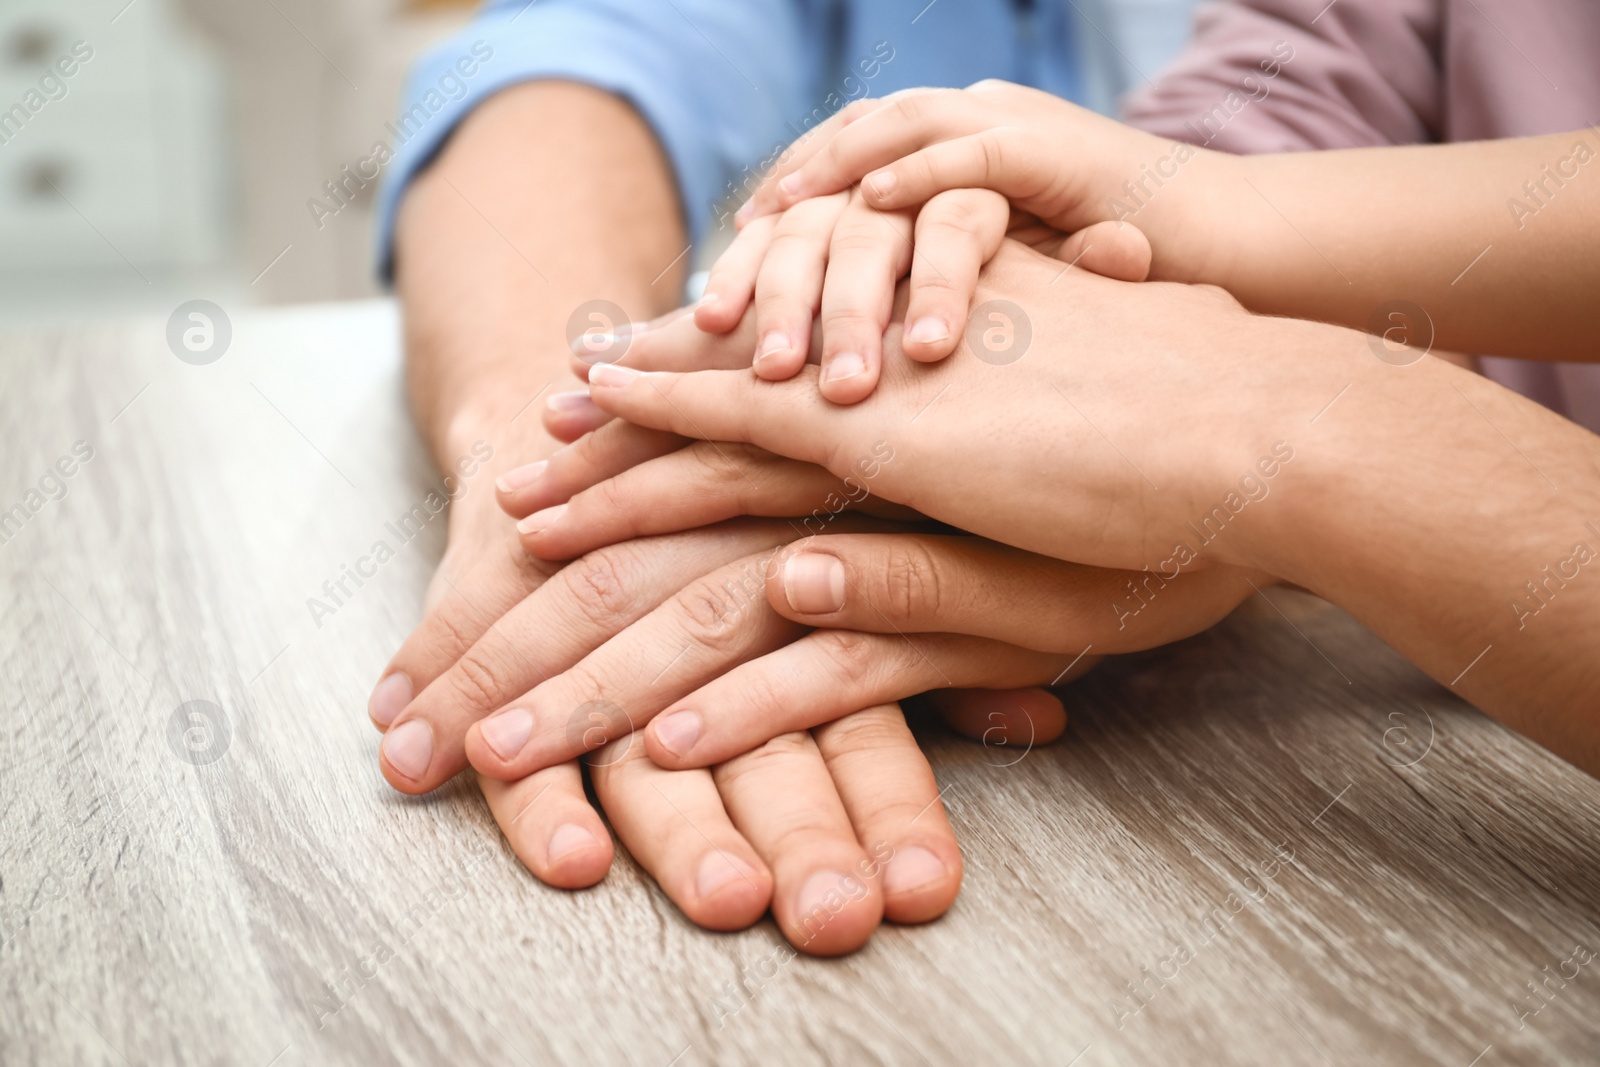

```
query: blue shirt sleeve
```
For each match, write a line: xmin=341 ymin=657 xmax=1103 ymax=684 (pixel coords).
xmin=373 ymin=0 xmax=814 ymax=284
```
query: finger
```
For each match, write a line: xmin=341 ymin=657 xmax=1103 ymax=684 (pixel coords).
xmin=751 ymin=192 xmax=849 ymax=380
xmin=856 ymin=129 xmax=1059 ymax=211
xmin=1052 ymin=220 xmax=1153 ymax=283
xmin=767 ymin=88 xmax=980 ymax=210
xmin=587 ymin=361 xmax=845 ymax=472
xmin=480 ymin=761 xmax=614 ymax=889
xmin=497 ymin=418 xmax=687 ymax=520
xmin=539 ymin=390 xmax=612 ymax=443
xmin=739 ymin=96 xmax=895 ymax=222
xmin=517 ymin=440 xmax=849 ymax=561
xmin=574 ymin=308 xmax=763 ymax=382
xmin=811 ymin=704 xmax=962 ymax=925
xmin=902 ymin=189 xmax=1010 ymax=361
xmin=922 ymin=687 xmax=1073 ymax=749
xmin=566 ymin=304 xmax=700 ymax=382
xmin=464 ymin=549 xmax=804 ymax=780
xmin=764 ymin=534 xmax=1254 ymax=653
xmin=712 ymin=732 xmax=883 ymax=955
xmin=378 ymin=521 xmax=796 ymax=793
xmin=589 ymin=733 xmax=774 ymax=930
xmin=696 ymin=214 xmax=778 ymax=333
xmin=367 ymin=523 xmax=555 ymax=730
xmin=816 ymin=196 xmax=915 ymax=404
xmin=643 ymin=630 xmax=1068 ymax=770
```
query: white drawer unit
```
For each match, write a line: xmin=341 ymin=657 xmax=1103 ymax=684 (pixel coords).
xmin=0 ymin=0 xmax=224 ymax=271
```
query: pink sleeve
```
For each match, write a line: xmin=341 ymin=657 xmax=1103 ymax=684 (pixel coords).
xmin=1121 ymin=0 xmax=1443 ymax=152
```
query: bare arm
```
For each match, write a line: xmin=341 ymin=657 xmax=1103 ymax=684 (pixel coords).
xmin=1207 ymin=133 xmax=1600 ymax=362
xmin=394 ymin=80 xmax=688 ymax=477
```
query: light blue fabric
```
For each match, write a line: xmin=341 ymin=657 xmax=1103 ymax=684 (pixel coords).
xmin=374 ymin=0 xmax=1198 ymax=281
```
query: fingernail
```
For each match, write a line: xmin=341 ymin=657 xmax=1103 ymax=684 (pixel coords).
xmin=652 ymin=710 xmax=703 ymax=756
xmin=758 ymin=331 xmax=789 ymax=360
xmin=479 ymin=707 xmax=534 ymax=760
xmin=696 ymin=292 xmax=720 ymax=309
xmin=496 ymin=460 xmax=548 ymax=494
xmin=882 ymin=846 xmax=948 ymax=896
xmin=796 ymin=870 xmax=852 ymax=919
xmin=778 ymin=173 xmax=802 ymax=199
xmin=823 ymin=352 xmax=867 ymax=384
xmin=548 ymin=823 xmax=601 ymax=861
xmin=783 ymin=552 xmax=846 ymax=614
xmin=517 ymin=503 xmax=567 ymax=536
xmin=369 ymin=672 xmax=411 ymax=727
xmin=697 ymin=851 xmax=757 ymax=900
xmin=867 ymin=170 xmax=898 ymax=199
xmin=546 ymin=390 xmax=594 ymax=412
xmin=907 ymin=317 xmax=949 ymax=344
xmin=381 ymin=719 xmax=433 ymax=781
xmin=588 ymin=363 xmax=639 ymax=388
xmin=735 ymin=201 xmax=755 ymax=223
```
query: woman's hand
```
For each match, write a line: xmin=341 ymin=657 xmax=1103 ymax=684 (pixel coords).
xmin=570 ymin=239 xmax=1600 ymax=776
xmin=578 ymin=239 xmax=1334 ymax=574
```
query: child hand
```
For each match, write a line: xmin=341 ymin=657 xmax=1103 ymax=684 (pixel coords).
xmin=693 ymin=186 xmax=1014 ymax=404
xmin=738 ymin=81 xmax=1221 ymax=287
xmin=686 ymin=186 xmax=1149 ymax=405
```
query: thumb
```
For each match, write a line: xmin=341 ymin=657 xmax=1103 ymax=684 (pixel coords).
xmin=921 ymin=687 xmax=1073 ymax=749
xmin=1051 ymin=220 xmax=1152 ymax=282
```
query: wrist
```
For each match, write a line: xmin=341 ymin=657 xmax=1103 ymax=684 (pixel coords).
xmin=1151 ymin=148 xmax=1251 ymax=287
xmin=1202 ymin=317 xmax=1384 ymax=578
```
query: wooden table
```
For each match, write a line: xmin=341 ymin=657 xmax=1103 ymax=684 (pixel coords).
xmin=3 ymin=301 xmax=1597 ymax=1067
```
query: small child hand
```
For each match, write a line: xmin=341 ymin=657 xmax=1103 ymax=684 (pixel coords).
xmin=694 ymin=186 xmax=1014 ymax=404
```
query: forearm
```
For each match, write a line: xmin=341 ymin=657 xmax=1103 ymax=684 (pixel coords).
xmin=394 ymin=81 xmax=688 ymax=470
xmin=1243 ymin=322 xmax=1600 ymax=773
xmin=1193 ymin=132 xmax=1600 ymax=361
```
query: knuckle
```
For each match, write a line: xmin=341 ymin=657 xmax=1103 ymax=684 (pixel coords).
xmin=692 ymin=440 xmax=753 ymax=488
xmin=768 ymin=219 xmax=822 ymax=250
xmin=912 ymin=271 xmax=961 ymax=295
xmin=883 ymin=541 xmax=944 ymax=622
xmin=813 ymin=629 xmax=883 ymax=687
xmin=976 ymin=129 xmax=1011 ymax=183
xmin=564 ymin=545 xmax=642 ymax=627
xmin=829 ymin=227 xmax=887 ymax=257
xmin=889 ymin=89 xmax=943 ymax=127
xmin=717 ymin=731 xmax=818 ymax=790
xmin=448 ymin=646 xmax=511 ymax=712
xmin=818 ymin=708 xmax=911 ymax=754
xmin=429 ymin=607 xmax=478 ymax=659
xmin=823 ymin=307 xmax=879 ymax=333
xmin=673 ymin=577 xmax=751 ymax=651
xmin=925 ymin=194 xmax=984 ymax=232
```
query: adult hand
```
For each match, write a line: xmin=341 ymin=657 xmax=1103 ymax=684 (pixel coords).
xmin=459 ymin=538 xmax=1098 ymax=781
xmin=562 ymin=239 xmax=1326 ymax=575
xmin=472 ymin=427 xmax=1261 ymax=774
xmin=370 ymin=514 xmax=1070 ymax=952
xmin=570 ymin=239 xmax=1600 ymax=776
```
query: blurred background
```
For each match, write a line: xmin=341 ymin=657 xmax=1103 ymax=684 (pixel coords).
xmin=0 ymin=0 xmax=474 ymax=325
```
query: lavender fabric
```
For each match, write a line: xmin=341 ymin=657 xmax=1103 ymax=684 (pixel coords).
xmin=1123 ymin=0 xmax=1600 ymax=429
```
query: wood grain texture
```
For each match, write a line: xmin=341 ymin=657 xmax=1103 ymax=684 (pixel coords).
xmin=1 ymin=302 xmax=1596 ymax=1067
